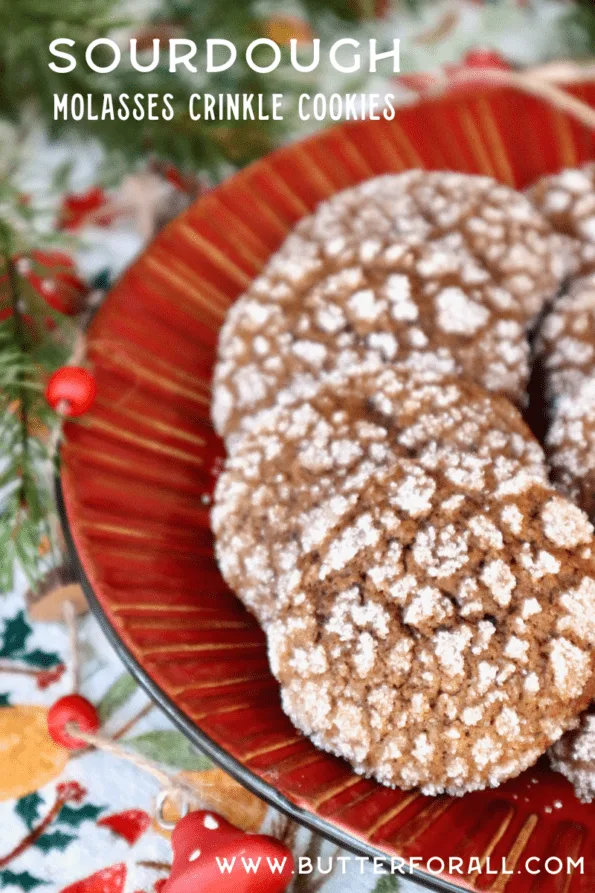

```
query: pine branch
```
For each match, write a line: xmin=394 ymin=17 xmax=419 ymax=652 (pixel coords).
xmin=2 ymin=237 xmax=31 ymax=515
xmin=0 ymin=186 xmax=75 ymax=592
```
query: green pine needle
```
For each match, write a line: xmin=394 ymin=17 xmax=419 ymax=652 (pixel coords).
xmin=0 ymin=199 xmax=73 ymax=591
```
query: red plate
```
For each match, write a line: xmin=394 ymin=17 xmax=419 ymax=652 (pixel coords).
xmin=59 ymin=82 xmax=595 ymax=893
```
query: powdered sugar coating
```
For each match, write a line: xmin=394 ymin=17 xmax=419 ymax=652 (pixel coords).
xmin=537 ymin=273 xmax=595 ymax=399
xmin=550 ymin=705 xmax=595 ymax=802
xmin=536 ymin=273 xmax=595 ymax=518
xmin=213 ymin=171 xmax=564 ymax=441
xmin=527 ymin=164 xmax=595 ymax=275
xmin=212 ymin=366 xmax=547 ymax=628
xmin=208 ymin=168 xmax=595 ymax=797
xmin=267 ymin=469 xmax=595 ymax=795
xmin=301 ymin=172 xmax=566 ymax=318
xmin=546 ymin=378 xmax=595 ymax=519
xmin=212 ymin=366 xmax=595 ymax=794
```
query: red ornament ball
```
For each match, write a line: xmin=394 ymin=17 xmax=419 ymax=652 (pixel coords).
xmin=48 ymin=694 xmax=100 ymax=750
xmin=46 ymin=366 xmax=97 ymax=416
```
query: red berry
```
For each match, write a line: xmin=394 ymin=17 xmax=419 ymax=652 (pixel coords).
xmin=46 ymin=366 xmax=97 ymax=416
xmin=57 ymin=780 xmax=87 ymax=803
xmin=37 ymin=663 xmax=66 ymax=690
xmin=47 ymin=694 xmax=100 ymax=749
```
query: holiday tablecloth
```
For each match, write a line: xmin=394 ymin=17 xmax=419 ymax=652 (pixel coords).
xmin=0 ymin=576 xmax=410 ymax=893
xmin=2 ymin=1 xmax=594 ymax=890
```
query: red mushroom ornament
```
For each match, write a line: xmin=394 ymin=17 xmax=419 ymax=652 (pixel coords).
xmin=162 ymin=810 xmax=294 ymax=893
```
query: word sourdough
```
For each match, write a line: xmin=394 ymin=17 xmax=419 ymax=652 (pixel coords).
xmin=49 ymin=38 xmax=401 ymax=76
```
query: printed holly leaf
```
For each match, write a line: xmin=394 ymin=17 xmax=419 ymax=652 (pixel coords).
xmin=0 ymin=611 xmax=31 ymax=658
xmin=373 ymin=878 xmax=400 ymax=893
xmin=0 ymin=693 xmax=10 ymax=707
xmin=0 ymin=870 xmax=48 ymax=891
xmin=97 ymin=674 xmax=137 ymax=723
xmin=21 ymin=649 xmax=62 ymax=669
xmin=57 ymin=803 xmax=106 ymax=828
xmin=34 ymin=830 xmax=76 ymax=853
xmin=16 ymin=792 xmax=44 ymax=830
xmin=123 ymin=731 xmax=212 ymax=771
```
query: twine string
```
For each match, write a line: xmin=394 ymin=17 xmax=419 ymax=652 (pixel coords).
xmin=62 ymin=599 xmax=204 ymax=831
xmin=65 ymin=723 xmax=205 ymax=824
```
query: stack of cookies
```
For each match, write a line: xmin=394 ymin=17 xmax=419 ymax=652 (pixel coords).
xmin=211 ymin=169 xmax=595 ymax=798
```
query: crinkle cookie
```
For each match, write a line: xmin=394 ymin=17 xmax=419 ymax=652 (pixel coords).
xmin=550 ymin=705 xmax=595 ymax=803
xmin=546 ymin=379 xmax=595 ymax=520
xmin=536 ymin=275 xmax=595 ymax=517
xmin=212 ymin=365 xmax=547 ymax=628
xmin=537 ymin=273 xmax=595 ymax=398
xmin=527 ymin=164 xmax=595 ymax=275
xmin=300 ymin=171 xmax=566 ymax=318
xmin=213 ymin=171 xmax=566 ymax=441
xmin=267 ymin=469 xmax=595 ymax=795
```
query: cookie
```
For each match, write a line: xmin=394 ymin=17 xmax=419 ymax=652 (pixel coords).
xmin=536 ymin=275 xmax=595 ymax=517
xmin=527 ymin=164 xmax=595 ymax=275
xmin=269 ymin=479 xmax=595 ymax=795
xmin=261 ymin=393 xmax=595 ymax=793
xmin=550 ymin=705 xmax=595 ymax=803
xmin=546 ymin=378 xmax=595 ymax=519
xmin=300 ymin=171 xmax=565 ymax=319
xmin=538 ymin=273 xmax=595 ymax=399
xmin=213 ymin=171 xmax=565 ymax=441
xmin=212 ymin=365 xmax=547 ymax=628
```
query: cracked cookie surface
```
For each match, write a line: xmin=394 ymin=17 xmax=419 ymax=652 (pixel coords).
xmin=213 ymin=172 xmax=565 ymax=442
xmin=527 ymin=164 xmax=595 ymax=276
xmin=254 ymin=372 xmax=595 ymax=793
xmin=550 ymin=705 xmax=595 ymax=803
xmin=212 ymin=366 xmax=548 ymax=631
xmin=538 ymin=274 xmax=595 ymax=518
